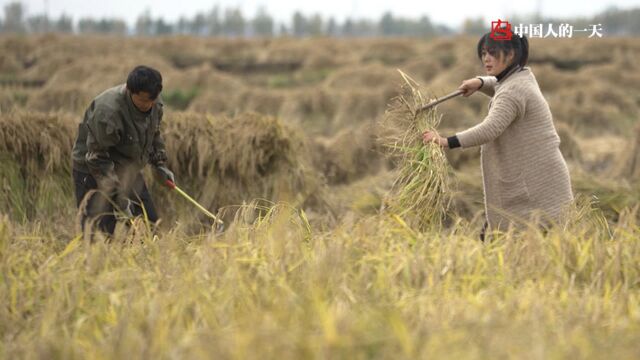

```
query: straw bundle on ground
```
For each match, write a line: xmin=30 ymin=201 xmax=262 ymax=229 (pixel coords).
xmin=0 ymin=89 xmax=29 ymax=113
xmin=27 ymin=54 xmax=176 ymax=113
xmin=381 ymin=72 xmax=452 ymax=231
xmin=0 ymin=36 xmax=39 ymax=76
xmin=402 ymin=57 xmax=443 ymax=84
xmin=555 ymin=122 xmax=583 ymax=163
xmin=238 ymin=88 xmax=286 ymax=116
xmin=26 ymin=85 xmax=94 ymax=113
xmin=323 ymin=65 xmax=399 ymax=121
xmin=325 ymin=64 xmax=398 ymax=91
xmin=43 ymin=54 xmax=174 ymax=91
xmin=18 ymin=35 xmax=128 ymax=81
xmin=548 ymin=83 xmax=637 ymax=135
xmin=303 ymin=50 xmax=341 ymax=70
xmin=279 ymin=88 xmax=336 ymax=130
xmin=312 ymin=123 xmax=384 ymax=185
xmin=264 ymin=40 xmax=312 ymax=65
xmin=157 ymin=111 xmax=324 ymax=223
xmin=332 ymin=89 xmax=388 ymax=129
xmin=151 ymin=36 xmax=215 ymax=69
xmin=579 ymin=61 xmax=640 ymax=92
xmin=532 ymin=63 xmax=582 ymax=93
xmin=529 ymin=38 xmax=614 ymax=71
xmin=166 ymin=64 xmax=244 ymax=94
xmin=428 ymin=60 xmax=479 ymax=91
xmin=616 ymin=122 xmax=640 ymax=181
xmin=0 ymin=111 xmax=76 ymax=221
xmin=0 ymin=52 xmax=23 ymax=75
xmin=0 ymin=110 xmax=75 ymax=173
xmin=362 ymin=39 xmax=417 ymax=65
xmin=420 ymin=38 xmax=463 ymax=69
xmin=188 ymin=89 xmax=242 ymax=115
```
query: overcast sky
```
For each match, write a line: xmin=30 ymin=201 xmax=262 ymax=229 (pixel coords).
xmin=5 ymin=0 xmax=640 ymax=28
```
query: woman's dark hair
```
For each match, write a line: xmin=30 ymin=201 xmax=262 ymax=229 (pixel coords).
xmin=476 ymin=30 xmax=529 ymax=67
xmin=126 ymin=65 xmax=163 ymax=100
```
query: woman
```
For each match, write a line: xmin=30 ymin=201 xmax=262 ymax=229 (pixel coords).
xmin=423 ymin=31 xmax=573 ymax=240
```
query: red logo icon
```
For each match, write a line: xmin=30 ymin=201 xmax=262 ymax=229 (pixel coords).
xmin=490 ymin=19 xmax=512 ymax=40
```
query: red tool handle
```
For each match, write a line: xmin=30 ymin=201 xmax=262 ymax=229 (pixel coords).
xmin=165 ymin=179 xmax=176 ymax=189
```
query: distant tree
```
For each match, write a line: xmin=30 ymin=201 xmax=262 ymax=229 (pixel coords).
xmin=278 ymin=23 xmax=289 ymax=36
xmin=353 ymin=19 xmax=376 ymax=37
xmin=292 ymin=11 xmax=307 ymax=36
xmin=110 ymin=19 xmax=127 ymax=34
xmin=3 ymin=2 xmax=26 ymax=33
xmin=342 ymin=18 xmax=355 ymax=36
xmin=207 ymin=7 xmax=222 ymax=36
xmin=27 ymin=15 xmax=50 ymax=33
xmin=176 ymin=16 xmax=189 ymax=34
xmin=135 ymin=12 xmax=154 ymax=35
xmin=77 ymin=18 xmax=95 ymax=33
xmin=436 ymin=24 xmax=454 ymax=35
xmin=190 ymin=13 xmax=206 ymax=35
xmin=326 ymin=17 xmax=338 ymax=36
xmin=380 ymin=12 xmax=395 ymax=35
xmin=79 ymin=18 xmax=127 ymax=34
xmin=223 ymin=8 xmax=245 ymax=36
xmin=592 ymin=6 xmax=640 ymax=35
xmin=462 ymin=17 xmax=486 ymax=35
xmin=252 ymin=7 xmax=273 ymax=36
xmin=154 ymin=18 xmax=173 ymax=35
xmin=55 ymin=14 xmax=73 ymax=33
xmin=417 ymin=16 xmax=435 ymax=36
xmin=308 ymin=14 xmax=323 ymax=36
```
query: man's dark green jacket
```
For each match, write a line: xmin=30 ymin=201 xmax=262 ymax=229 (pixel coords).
xmin=72 ymin=84 xmax=168 ymax=191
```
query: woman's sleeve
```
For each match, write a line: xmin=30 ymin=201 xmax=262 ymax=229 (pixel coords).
xmin=455 ymin=93 xmax=523 ymax=148
xmin=476 ymin=75 xmax=497 ymax=97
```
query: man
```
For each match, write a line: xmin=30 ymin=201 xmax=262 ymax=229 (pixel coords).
xmin=72 ymin=65 xmax=175 ymax=236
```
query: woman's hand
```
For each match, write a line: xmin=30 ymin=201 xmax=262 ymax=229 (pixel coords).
xmin=422 ymin=130 xmax=448 ymax=148
xmin=458 ymin=78 xmax=483 ymax=97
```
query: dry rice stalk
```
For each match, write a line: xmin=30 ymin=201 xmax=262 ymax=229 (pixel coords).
xmin=159 ymin=111 xmax=327 ymax=224
xmin=381 ymin=70 xmax=452 ymax=231
xmin=0 ymin=110 xmax=75 ymax=172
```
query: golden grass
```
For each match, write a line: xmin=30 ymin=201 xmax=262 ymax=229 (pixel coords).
xmin=1 ymin=200 xmax=639 ymax=358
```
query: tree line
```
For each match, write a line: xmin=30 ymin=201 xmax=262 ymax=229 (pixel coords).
xmin=1 ymin=2 xmax=638 ymax=37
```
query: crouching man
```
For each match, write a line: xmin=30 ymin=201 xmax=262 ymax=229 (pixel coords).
xmin=71 ymin=65 xmax=175 ymax=236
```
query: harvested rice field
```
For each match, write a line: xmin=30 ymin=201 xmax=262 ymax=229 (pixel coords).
xmin=1 ymin=34 xmax=639 ymax=359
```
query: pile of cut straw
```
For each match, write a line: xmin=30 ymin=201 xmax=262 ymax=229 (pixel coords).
xmin=381 ymin=71 xmax=452 ymax=231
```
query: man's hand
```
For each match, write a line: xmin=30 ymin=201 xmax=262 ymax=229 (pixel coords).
xmin=422 ymin=130 xmax=448 ymax=148
xmin=458 ymin=78 xmax=483 ymax=97
xmin=154 ymin=165 xmax=175 ymax=185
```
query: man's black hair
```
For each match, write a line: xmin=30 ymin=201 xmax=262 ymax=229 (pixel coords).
xmin=126 ymin=65 xmax=163 ymax=100
xmin=477 ymin=30 xmax=529 ymax=67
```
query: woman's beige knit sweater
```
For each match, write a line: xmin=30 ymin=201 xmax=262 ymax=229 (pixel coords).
xmin=456 ymin=66 xmax=574 ymax=231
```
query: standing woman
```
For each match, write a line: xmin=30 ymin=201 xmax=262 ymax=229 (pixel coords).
xmin=423 ymin=31 xmax=573 ymax=239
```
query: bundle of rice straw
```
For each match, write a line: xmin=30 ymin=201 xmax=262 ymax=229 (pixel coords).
xmin=381 ymin=71 xmax=452 ymax=231
xmin=157 ymin=111 xmax=326 ymax=224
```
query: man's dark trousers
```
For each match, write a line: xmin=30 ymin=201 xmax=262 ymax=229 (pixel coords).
xmin=73 ymin=169 xmax=159 ymax=235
